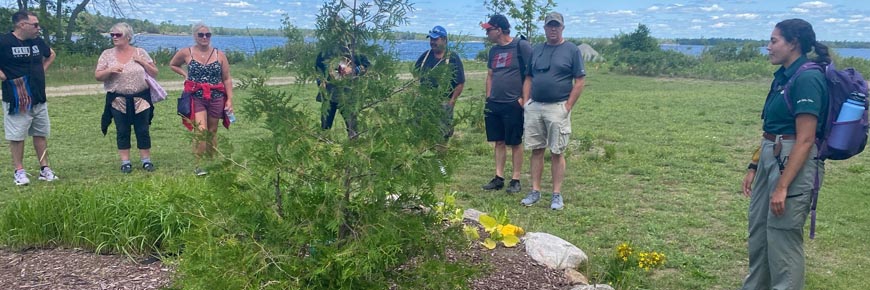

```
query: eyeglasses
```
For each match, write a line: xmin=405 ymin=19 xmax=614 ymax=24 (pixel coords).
xmin=197 ymin=32 xmax=212 ymax=38
xmin=486 ymin=27 xmax=498 ymax=33
xmin=110 ymin=33 xmax=123 ymax=38
xmin=22 ymin=22 xmax=39 ymax=28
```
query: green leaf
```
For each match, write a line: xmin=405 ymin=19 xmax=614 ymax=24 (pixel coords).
xmin=482 ymin=238 xmax=497 ymax=250
xmin=463 ymin=225 xmax=480 ymax=241
xmin=501 ymin=234 xmax=520 ymax=248
xmin=479 ymin=214 xmax=498 ymax=233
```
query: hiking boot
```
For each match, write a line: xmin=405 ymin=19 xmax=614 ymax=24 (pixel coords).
xmin=120 ymin=163 xmax=133 ymax=174
xmin=506 ymin=179 xmax=521 ymax=194
xmin=521 ymin=190 xmax=541 ymax=206
xmin=13 ymin=169 xmax=30 ymax=186
xmin=38 ymin=167 xmax=58 ymax=182
xmin=194 ymin=167 xmax=208 ymax=176
xmin=142 ymin=162 xmax=155 ymax=172
xmin=551 ymin=193 xmax=564 ymax=210
xmin=481 ymin=176 xmax=504 ymax=190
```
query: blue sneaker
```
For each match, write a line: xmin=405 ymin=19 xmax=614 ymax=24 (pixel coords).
xmin=521 ymin=190 xmax=541 ymax=206
xmin=551 ymin=193 xmax=564 ymax=210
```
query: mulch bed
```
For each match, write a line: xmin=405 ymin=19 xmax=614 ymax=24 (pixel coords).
xmin=0 ymin=223 xmax=571 ymax=289
xmin=0 ymin=248 xmax=171 ymax=290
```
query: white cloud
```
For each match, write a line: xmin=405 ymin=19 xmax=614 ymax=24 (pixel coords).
xmin=163 ymin=8 xmax=177 ymax=12
xmin=225 ymin=1 xmax=251 ymax=8
xmin=798 ymin=1 xmax=832 ymax=9
xmin=701 ymin=4 xmax=724 ymax=12
xmin=605 ymin=10 xmax=636 ymax=16
xmin=690 ymin=25 xmax=702 ymax=30
xmin=824 ymin=18 xmax=844 ymax=23
xmin=710 ymin=22 xmax=728 ymax=28
xmin=734 ymin=13 xmax=759 ymax=20
xmin=647 ymin=6 xmax=660 ymax=11
xmin=215 ymin=11 xmax=229 ymax=16
xmin=691 ymin=19 xmax=703 ymax=23
xmin=792 ymin=8 xmax=809 ymax=13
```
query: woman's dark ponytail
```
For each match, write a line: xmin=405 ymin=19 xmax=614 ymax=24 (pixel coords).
xmin=813 ymin=41 xmax=832 ymax=65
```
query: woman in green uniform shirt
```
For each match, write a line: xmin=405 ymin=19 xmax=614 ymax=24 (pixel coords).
xmin=741 ymin=19 xmax=830 ymax=290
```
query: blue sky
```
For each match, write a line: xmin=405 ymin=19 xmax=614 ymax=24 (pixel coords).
xmin=6 ymin=0 xmax=870 ymax=41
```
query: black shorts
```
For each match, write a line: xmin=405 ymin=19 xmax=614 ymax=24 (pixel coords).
xmin=484 ymin=100 xmax=524 ymax=146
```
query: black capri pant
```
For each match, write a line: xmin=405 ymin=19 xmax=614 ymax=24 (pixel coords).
xmin=110 ymin=90 xmax=152 ymax=150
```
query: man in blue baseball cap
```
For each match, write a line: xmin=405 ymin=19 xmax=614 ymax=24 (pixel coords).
xmin=415 ymin=25 xmax=465 ymax=174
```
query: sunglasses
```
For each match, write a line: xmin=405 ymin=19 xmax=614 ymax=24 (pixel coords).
xmin=197 ymin=32 xmax=212 ymax=38
xmin=22 ymin=22 xmax=39 ymax=28
xmin=110 ymin=33 xmax=123 ymax=38
xmin=486 ymin=27 xmax=498 ymax=33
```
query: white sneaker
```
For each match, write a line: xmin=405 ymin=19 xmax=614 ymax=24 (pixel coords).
xmin=38 ymin=167 xmax=59 ymax=182
xmin=14 ymin=169 xmax=30 ymax=186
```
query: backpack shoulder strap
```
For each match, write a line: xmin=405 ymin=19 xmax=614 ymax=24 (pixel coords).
xmin=516 ymin=39 xmax=527 ymax=81
xmin=782 ymin=62 xmax=824 ymax=116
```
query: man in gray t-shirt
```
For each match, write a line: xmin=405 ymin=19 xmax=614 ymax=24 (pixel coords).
xmin=480 ymin=14 xmax=532 ymax=194
xmin=520 ymin=12 xmax=586 ymax=210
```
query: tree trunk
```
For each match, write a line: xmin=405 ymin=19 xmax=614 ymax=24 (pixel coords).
xmin=38 ymin=0 xmax=49 ymax=44
xmin=55 ymin=0 xmax=63 ymax=45
xmin=64 ymin=0 xmax=90 ymax=43
xmin=16 ymin=0 xmax=28 ymax=11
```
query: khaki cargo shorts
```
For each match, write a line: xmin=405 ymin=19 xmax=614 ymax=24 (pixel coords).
xmin=3 ymin=102 xmax=50 ymax=141
xmin=524 ymin=100 xmax=571 ymax=154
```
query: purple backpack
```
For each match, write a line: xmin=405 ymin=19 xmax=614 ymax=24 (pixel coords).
xmin=782 ymin=62 xmax=869 ymax=239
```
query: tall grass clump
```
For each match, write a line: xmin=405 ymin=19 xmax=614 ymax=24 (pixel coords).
xmin=0 ymin=177 xmax=193 ymax=257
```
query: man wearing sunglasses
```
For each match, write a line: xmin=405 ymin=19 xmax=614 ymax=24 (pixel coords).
xmin=520 ymin=12 xmax=585 ymax=210
xmin=0 ymin=10 xmax=58 ymax=186
xmin=480 ymin=14 xmax=532 ymax=194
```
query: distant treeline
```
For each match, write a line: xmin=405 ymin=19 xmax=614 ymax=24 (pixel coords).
xmin=673 ymin=38 xmax=870 ymax=49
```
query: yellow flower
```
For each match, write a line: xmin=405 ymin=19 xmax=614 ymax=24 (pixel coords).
xmin=500 ymin=224 xmax=524 ymax=237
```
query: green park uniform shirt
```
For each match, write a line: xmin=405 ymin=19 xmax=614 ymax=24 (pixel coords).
xmin=762 ymin=55 xmax=828 ymax=136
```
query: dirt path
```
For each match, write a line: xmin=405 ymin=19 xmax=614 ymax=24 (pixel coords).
xmin=46 ymin=76 xmax=299 ymax=98
xmin=46 ymin=71 xmax=487 ymax=98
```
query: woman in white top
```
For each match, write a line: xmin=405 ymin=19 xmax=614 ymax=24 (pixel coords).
xmin=95 ymin=22 xmax=159 ymax=174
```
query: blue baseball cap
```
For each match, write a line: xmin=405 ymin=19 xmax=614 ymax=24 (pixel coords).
xmin=427 ymin=25 xmax=447 ymax=39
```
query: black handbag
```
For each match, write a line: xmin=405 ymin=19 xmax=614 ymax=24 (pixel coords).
xmin=177 ymin=91 xmax=192 ymax=117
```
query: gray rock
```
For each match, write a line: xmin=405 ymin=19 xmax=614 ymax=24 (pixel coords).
xmin=524 ymin=232 xmax=588 ymax=270
xmin=564 ymin=268 xmax=588 ymax=285
xmin=567 ymin=284 xmax=614 ymax=290
xmin=578 ymin=43 xmax=604 ymax=63
xmin=463 ymin=208 xmax=486 ymax=223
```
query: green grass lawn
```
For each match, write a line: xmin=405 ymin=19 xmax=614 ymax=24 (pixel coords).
xmin=2 ymin=65 xmax=869 ymax=289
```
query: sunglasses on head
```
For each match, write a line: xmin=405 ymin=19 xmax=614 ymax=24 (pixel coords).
xmin=197 ymin=32 xmax=212 ymax=38
xmin=110 ymin=33 xmax=123 ymax=38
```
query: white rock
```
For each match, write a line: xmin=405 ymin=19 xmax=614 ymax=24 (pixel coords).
xmin=567 ymin=284 xmax=614 ymax=290
xmin=463 ymin=208 xmax=486 ymax=223
xmin=524 ymin=232 xmax=588 ymax=270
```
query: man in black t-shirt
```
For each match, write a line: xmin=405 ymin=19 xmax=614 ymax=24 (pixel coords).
xmin=0 ymin=11 xmax=58 ymax=186
xmin=414 ymin=25 xmax=465 ymax=141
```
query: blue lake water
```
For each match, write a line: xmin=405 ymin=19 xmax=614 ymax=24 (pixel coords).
xmin=132 ymin=34 xmax=870 ymax=61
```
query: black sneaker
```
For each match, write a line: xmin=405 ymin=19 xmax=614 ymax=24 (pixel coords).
xmin=142 ymin=162 xmax=155 ymax=172
xmin=506 ymin=179 xmax=521 ymax=193
xmin=481 ymin=176 xmax=505 ymax=190
xmin=120 ymin=163 xmax=133 ymax=174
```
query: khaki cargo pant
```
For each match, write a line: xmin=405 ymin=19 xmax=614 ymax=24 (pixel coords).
xmin=742 ymin=138 xmax=824 ymax=290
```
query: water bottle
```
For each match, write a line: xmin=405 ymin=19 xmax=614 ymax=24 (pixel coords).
xmin=225 ymin=108 xmax=236 ymax=123
xmin=835 ymin=93 xmax=867 ymax=122
xmin=829 ymin=92 xmax=866 ymax=150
